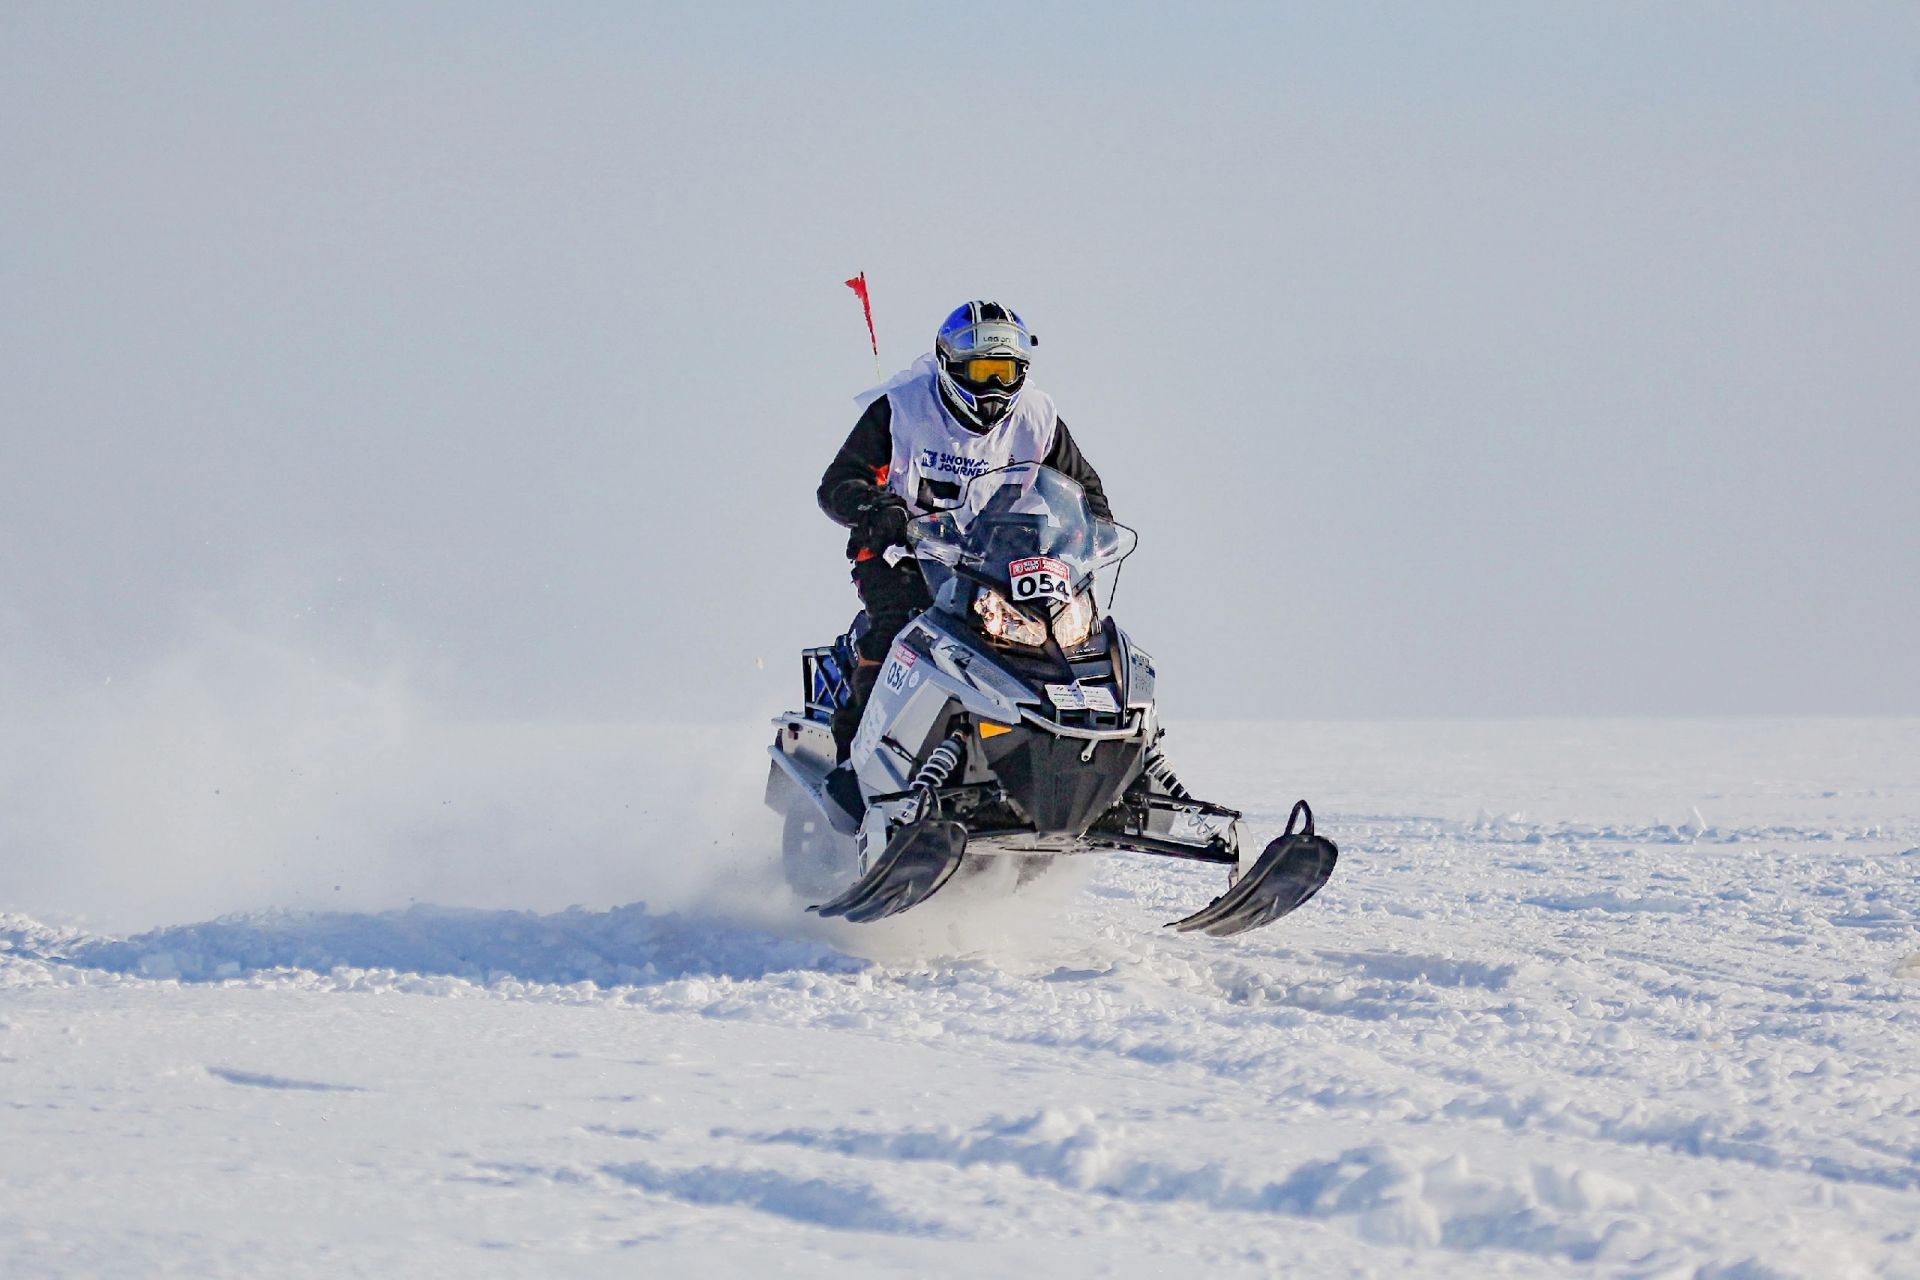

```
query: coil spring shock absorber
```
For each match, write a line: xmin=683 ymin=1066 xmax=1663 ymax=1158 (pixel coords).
xmin=906 ymin=730 xmax=967 ymax=822
xmin=1142 ymin=730 xmax=1191 ymax=800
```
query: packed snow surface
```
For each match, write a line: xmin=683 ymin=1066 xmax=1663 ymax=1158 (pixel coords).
xmin=3 ymin=719 xmax=1917 ymax=1277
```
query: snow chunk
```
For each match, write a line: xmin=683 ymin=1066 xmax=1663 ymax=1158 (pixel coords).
xmin=1532 ymin=1163 xmax=1640 ymax=1213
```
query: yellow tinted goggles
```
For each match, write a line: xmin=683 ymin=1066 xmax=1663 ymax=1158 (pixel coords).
xmin=959 ymin=356 xmax=1023 ymax=387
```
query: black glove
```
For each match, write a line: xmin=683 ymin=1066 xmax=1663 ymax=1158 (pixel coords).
xmin=854 ymin=492 xmax=911 ymax=553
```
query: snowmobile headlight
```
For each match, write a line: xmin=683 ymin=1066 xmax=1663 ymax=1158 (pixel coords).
xmin=973 ymin=588 xmax=1047 ymax=647
xmin=1051 ymin=590 xmax=1096 ymax=649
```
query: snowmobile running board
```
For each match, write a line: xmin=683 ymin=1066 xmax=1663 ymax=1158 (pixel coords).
xmin=1166 ymin=801 xmax=1338 ymax=937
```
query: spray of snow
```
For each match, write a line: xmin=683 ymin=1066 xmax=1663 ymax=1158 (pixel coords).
xmin=795 ymin=854 xmax=1100 ymax=970
xmin=0 ymin=613 xmax=783 ymax=935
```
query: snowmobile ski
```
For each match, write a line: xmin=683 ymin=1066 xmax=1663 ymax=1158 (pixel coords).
xmin=1167 ymin=801 xmax=1338 ymax=937
xmin=809 ymin=818 xmax=968 ymax=923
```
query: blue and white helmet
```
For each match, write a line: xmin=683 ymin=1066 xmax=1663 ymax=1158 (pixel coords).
xmin=935 ymin=301 xmax=1037 ymax=429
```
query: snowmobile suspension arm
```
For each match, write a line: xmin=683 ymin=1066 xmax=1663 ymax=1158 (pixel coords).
xmin=865 ymin=779 xmax=990 ymax=808
xmin=1085 ymin=832 xmax=1237 ymax=865
xmin=1138 ymin=793 xmax=1242 ymax=821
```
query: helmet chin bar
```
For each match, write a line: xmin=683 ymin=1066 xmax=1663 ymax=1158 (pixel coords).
xmin=972 ymin=393 xmax=1014 ymax=426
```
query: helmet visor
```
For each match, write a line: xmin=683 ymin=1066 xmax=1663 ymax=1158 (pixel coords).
xmin=942 ymin=319 xmax=1033 ymax=359
xmin=959 ymin=356 xmax=1023 ymax=387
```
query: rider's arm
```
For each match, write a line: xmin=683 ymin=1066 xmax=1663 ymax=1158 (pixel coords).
xmin=1045 ymin=417 xmax=1112 ymax=521
xmin=817 ymin=397 xmax=895 ymax=528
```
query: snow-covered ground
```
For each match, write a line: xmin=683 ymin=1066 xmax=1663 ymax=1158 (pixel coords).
xmin=4 ymin=719 xmax=1917 ymax=1278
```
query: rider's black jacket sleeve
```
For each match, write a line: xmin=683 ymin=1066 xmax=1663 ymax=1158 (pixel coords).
xmin=817 ymin=397 xmax=895 ymax=530
xmin=817 ymin=397 xmax=1114 ymax=551
xmin=1045 ymin=418 xmax=1112 ymax=521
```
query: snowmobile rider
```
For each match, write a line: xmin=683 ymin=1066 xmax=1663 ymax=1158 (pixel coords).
xmin=817 ymin=300 xmax=1111 ymax=762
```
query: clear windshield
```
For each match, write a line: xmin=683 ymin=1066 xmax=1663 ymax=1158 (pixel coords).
xmin=909 ymin=463 xmax=1137 ymax=604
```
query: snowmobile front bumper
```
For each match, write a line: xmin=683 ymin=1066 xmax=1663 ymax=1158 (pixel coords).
xmin=975 ymin=720 xmax=1147 ymax=837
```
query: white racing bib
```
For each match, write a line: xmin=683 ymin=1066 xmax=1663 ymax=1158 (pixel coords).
xmin=882 ymin=364 xmax=1058 ymax=517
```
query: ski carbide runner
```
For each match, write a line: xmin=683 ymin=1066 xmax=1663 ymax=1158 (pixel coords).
xmin=1167 ymin=800 xmax=1338 ymax=937
xmin=809 ymin=819 xmax=968 ymax=923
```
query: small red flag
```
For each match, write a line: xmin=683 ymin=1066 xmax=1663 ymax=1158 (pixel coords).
xmin=845 ymin=272 xmax=879 ymax=373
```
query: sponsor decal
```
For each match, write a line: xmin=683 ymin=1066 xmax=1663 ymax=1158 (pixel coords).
xmin=1045 ymin=683 xmax=1120 ymax=714
xmin=918 ymin=448 xmax=995 ymax=479
xmin=882 ymin=644 xmax=918 ymax=694
xmin=852 ymin=711 xmax=884 ymax=760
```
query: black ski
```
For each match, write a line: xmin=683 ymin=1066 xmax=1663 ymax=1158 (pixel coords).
xmin=1167 ymin=800 xmax=1337 ymax=937
xmin=809 ymin=819 xmax=969 ymax=923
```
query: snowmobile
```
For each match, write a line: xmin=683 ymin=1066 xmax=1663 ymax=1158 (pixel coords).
xmin=764 ymin=462 xmax=1336 ymax=936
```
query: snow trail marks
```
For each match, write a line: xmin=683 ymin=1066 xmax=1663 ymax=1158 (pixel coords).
xmin=205 ymin=1066 xmax=365 ymax=1093
xmin=725 ymin=1110 xmax=1694 ymax=1266
xmin=601 ymin=1162 xmax=945 ymax=1236
xmin=5 ymin=720 xmax=1919 ymax=1277
xmin=64 ymin=901 xmax=865 ymax=988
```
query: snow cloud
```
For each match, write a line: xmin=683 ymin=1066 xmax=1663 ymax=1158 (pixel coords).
xmin=0 ymin=610 xmax=779 ymax=931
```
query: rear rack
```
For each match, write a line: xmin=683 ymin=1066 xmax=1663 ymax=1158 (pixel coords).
xmin=802 ymin=641 xmax=859 ymax=722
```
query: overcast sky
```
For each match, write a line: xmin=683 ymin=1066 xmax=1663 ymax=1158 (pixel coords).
xmin=4 ymin=2 xmax=1917 ymax=724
